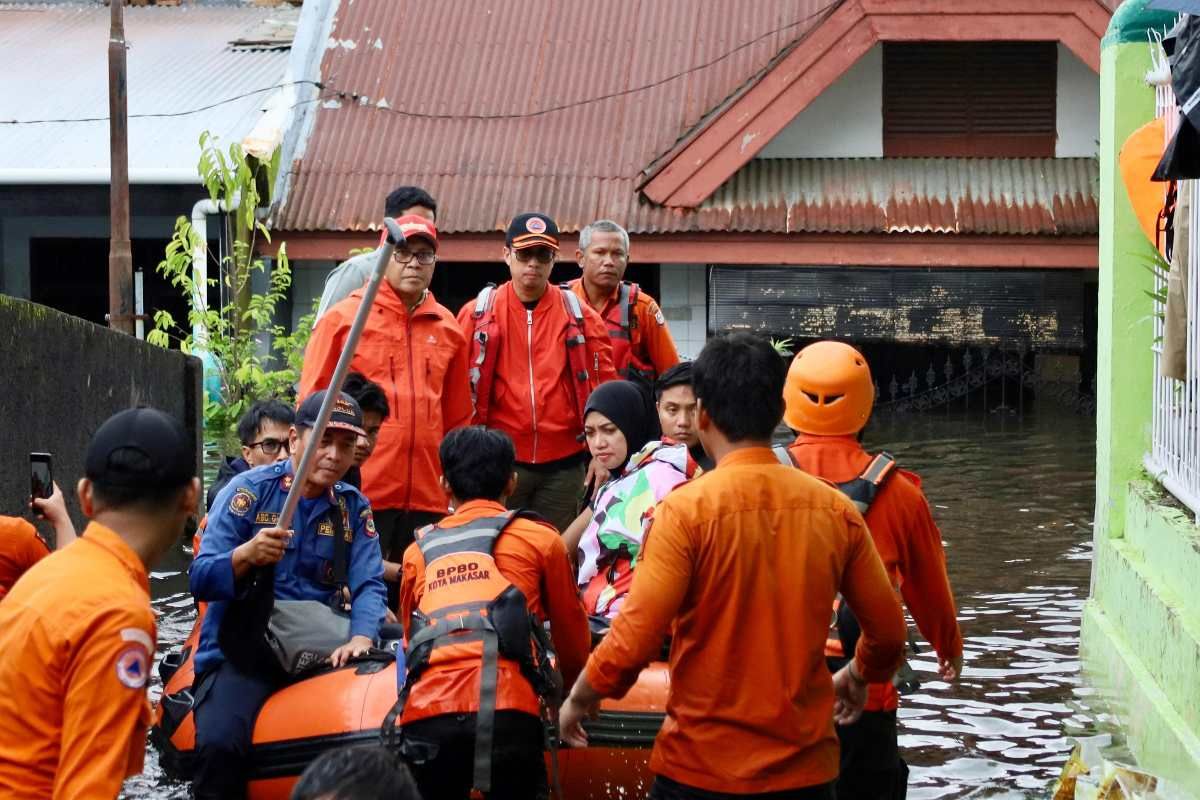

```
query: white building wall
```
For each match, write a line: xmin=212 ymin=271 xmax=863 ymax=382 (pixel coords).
xmin=758 ymin=46 xmax=883 ymax=159
xmin=1056 ymin=43 xmax=1100 ymax=157
xmin=658 ymin=263 xmax=708 ymax=360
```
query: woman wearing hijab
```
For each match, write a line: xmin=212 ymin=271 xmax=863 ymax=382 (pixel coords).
xmin=563 ymin=381 xmax=700 ymax=620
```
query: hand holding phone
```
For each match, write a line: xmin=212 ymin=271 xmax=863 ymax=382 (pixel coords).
xmin=30 ymin=453 xmax=53 ymax=512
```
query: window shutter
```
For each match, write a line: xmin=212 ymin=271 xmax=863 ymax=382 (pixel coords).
xmin=883 ymin=42 xmax=1057 ymax=157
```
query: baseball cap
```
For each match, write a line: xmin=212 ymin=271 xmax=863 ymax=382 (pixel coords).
xmin=296 ymin=390 xmax=366 ymax=438
xmin=85 ymin=407 xmax=196 ymax=489
xmin=506 ymin=212 xmax=560 ymax=251
xmin=394 ymin=214 xmax=438 ymax=251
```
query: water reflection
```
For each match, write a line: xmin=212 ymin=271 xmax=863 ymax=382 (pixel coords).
xmin=126 ymin=406 xmax=1102 ymax=799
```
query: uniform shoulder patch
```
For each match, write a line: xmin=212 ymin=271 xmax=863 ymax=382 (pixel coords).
xmin=654 ymin=308 xmax=666 ymax=326
xmin=115 ymin=646 xmax=149 ymax=689
xmin=360 ymin=507 xmax=378 ymax=538
xmin=228 ymin=487 xmax=255 ymax=517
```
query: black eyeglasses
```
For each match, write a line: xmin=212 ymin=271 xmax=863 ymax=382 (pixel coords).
xmin=248 ymin=438 xmax=290 ymax=456
xmin=513 ymin=247 xmax=556 ymax=264
xmin=393 ymin=250 xmax=437 ymax=266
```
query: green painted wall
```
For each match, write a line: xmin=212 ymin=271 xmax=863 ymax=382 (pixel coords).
xmin=1084 ymin=3 xmax=1200 ymax=788
xmin=1094 ymin=38 xmax=1156 ymax=547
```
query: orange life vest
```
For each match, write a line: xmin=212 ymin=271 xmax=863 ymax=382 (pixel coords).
xmin=387 ymin=511 xmax=562 ymax=794
xmin=468 ymin=284 xmax=592 ymax=426
xmin=773 ymin=446 xmax=897 ymax=659
xmin=599 ymin=281 xmax=656 ymax=382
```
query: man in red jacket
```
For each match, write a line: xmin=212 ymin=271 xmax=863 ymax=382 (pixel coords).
xmin=457 ymin=212 xmax=616 ymax=533
xmin=302 ymin=215 xmax=473 ymax=586
xmin=783 ymin=340 xmax=963 ymax=800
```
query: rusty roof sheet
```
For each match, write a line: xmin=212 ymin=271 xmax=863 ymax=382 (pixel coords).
xmin=276 ymin=0 xmax=838 ymax=233
xmin=700 ymin=157 xmax=1100 ymax=235
xmin=275 ymin=0 xmax=1098 ymax=238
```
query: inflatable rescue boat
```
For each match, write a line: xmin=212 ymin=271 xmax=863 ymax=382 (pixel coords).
xmin=151 ymin=612 xmax=668 ymax=799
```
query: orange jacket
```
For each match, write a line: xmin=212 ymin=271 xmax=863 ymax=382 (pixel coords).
xmin=457 ymin=282 xmax=616 ymax=464
xmin=585 ymin=447 xmax=906 ymax=793
xmin=302 ymin=285 xmax=473 ymax=513
xmin=567 ymin=279 xmax=680 ymax=380
xmin=399 ymin=499 xmax=590 ymax=722
xmin=0 ymin=522 xmax=156 ymax=799
xmin=0 ymin=516 xmax=49 ymax=600
xmin=788 ymin=434 xmax=962 ymax=712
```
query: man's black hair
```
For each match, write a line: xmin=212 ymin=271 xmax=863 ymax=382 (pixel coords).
xmin=439 ymin=426 xmax=514 ymax=502
xmin=384 ymin=185 xmax=437 ymax=219
xmin=90 ymin=447 xmax=191 ymax=511
xmin=655 ymin=360 xmax=694 ymax=400
xmin=290 ymin=745 xmax=420 ymax=800
xmin=236 ymin=399 xmax=296 ymax=446
xmin=692 ymin=333 xmax=787 ymax=443
xmin=342 ymin=372 xmax=390 ymax=419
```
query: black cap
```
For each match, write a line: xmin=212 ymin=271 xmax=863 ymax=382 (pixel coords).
xmin=296 ymin=390 xmax=366 ymax=437
xmin=85 ymin=407 xmax=196 ymax=489
xmin=505 ymin=212 xmax=560 ymax=250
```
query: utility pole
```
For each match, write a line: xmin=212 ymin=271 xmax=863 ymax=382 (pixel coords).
xmin=107 ymin=0 xmax=134 ymax=335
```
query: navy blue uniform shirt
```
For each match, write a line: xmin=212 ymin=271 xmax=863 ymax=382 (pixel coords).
xmin=191 ymin=459 xmax=387 ymax=674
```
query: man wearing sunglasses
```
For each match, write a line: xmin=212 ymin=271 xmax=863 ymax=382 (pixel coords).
xmin=457 ymin=212 xmax=616 ymax=534
xmin=301 ymin=216 xmax=473 ymax=604
xmin=205 ymin=399 xmax=295 ymax=511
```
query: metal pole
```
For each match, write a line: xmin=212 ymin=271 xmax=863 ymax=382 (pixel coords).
xmin=277 ymin=218 xmax=406 ymax=532
xmin=107 ymin=0 xmax=134 ymax=334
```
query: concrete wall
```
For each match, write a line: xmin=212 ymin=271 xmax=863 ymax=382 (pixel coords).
xmin=659 ymin=263 xmax=708 ymax=359
xmin=1081 ymin=4 xmax=1200 ymax=790
xmin=0 ymin=296 xmax=202 ymax=540
xmin=758 ymin=46 xmax=884 ymax=159
xmin=1058 ymin=43 xmax=1102 ymax=158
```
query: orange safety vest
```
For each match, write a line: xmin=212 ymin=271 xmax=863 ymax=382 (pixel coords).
xmin=468 ymin=284 xmax=593 ymax=426
xmin=385 ymin=511 xmax=562 ymax=794
xmin=774 ymin=446 xmax=897 ymax=660
xmin=596 ymin=281 xmax=656 ymax=382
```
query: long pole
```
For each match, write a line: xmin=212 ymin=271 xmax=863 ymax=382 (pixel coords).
xmin=107 ymin=0 xmax=134 ymax=334
xmin=277 ymin=218 xmax=406 ymax=532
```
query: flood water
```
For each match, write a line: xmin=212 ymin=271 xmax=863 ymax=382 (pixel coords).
xmin=124 ymin=404 xmax=1105 ymax=799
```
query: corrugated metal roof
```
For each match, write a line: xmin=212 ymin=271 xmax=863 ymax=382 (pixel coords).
xmin=0 ymin=4 xmax=296 ymax=181
xmin=275 ymin=0 xmax=1099 ymax=238
xmin=277 ymin=0 xmax=835 ymax=233
xmin=700 ymin=158 xmax=1100 ymax=235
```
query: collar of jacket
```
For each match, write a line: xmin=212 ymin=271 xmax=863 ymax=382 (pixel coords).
xmin=353 ymin=281 xmax=441 ymax=319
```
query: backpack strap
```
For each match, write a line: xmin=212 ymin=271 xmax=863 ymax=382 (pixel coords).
xmin=836 ymin=452 xmax=896 ymax=515
xmin=771 ymin=443 xmax=796 ymax=467
xmin=613 ymin=282 xmax=633 ymax=339
xmin=328 ymin=496 xmax=350 ymax=588
xmin=469 ymin=284 xmax=499 ymax=419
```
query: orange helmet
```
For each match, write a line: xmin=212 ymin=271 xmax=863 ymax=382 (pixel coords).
xmin=783 ymin=341 xmax=874 ymax=435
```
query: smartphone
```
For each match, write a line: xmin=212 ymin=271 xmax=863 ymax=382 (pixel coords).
xmin=30 ymin=453 xmax=52 ymax=503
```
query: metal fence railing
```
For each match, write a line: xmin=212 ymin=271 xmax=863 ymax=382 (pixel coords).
xmin=1144 ymin=35 xmax=1200 ymax=520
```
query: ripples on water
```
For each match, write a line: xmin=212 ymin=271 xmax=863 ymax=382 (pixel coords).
xmin=127 ymin=405 xmax=1103 ymax=799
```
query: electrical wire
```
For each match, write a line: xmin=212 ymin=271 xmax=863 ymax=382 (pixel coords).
xmin=321 ymin=0 xmax=842 ymax=120
xmin=0 ymin=0 xmax=841 ymax=127
xmin=0 ymin=80 xmax=325 ymax=126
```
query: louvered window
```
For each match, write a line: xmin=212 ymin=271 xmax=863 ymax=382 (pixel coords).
xmin=883 ymin=42 xmax=1057 ymax=157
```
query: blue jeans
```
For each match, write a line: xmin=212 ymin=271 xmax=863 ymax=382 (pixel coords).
xmin=191 ymin=660 xmax=278 ymax=800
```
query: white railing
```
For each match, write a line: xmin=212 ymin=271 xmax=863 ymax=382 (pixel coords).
xmin=1145 ymin=34 xmax=1200 ymax=520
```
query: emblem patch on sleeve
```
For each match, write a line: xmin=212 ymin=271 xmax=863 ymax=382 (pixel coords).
xmin=360 ymin=507 xmax=378 ymax=538
xmin=115 ymin=647 xmax=149 ymax=689
xmin=229 ymin=488 xmax=255 ymax=517
xmin=655 ymin=309 xmax=666 ymax=326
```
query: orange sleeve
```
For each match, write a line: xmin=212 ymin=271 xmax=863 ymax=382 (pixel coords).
xmin=585 ymin=501 xmax=692 ymax=698
xmin=399 ymin=542 xmax=424 ymax=637
xmin=441 ymin=329 xmax=475 ymax=433
xmin=637 ymin=296 xmax=680 ymax=375
xmin=836 ymin=508 xmax=907 ymax=684
xmin=580 ymin=304 xmax=617 ymax=387
xmin=299 ymin=310 xmax=349 ymax=400
xmin=54 ymin=603 xmax=155 ymax=800
xmin=537 ymin=532 xmax=590 ymax=690
xmin=894 ymin=479 xmax=963 ymax=659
